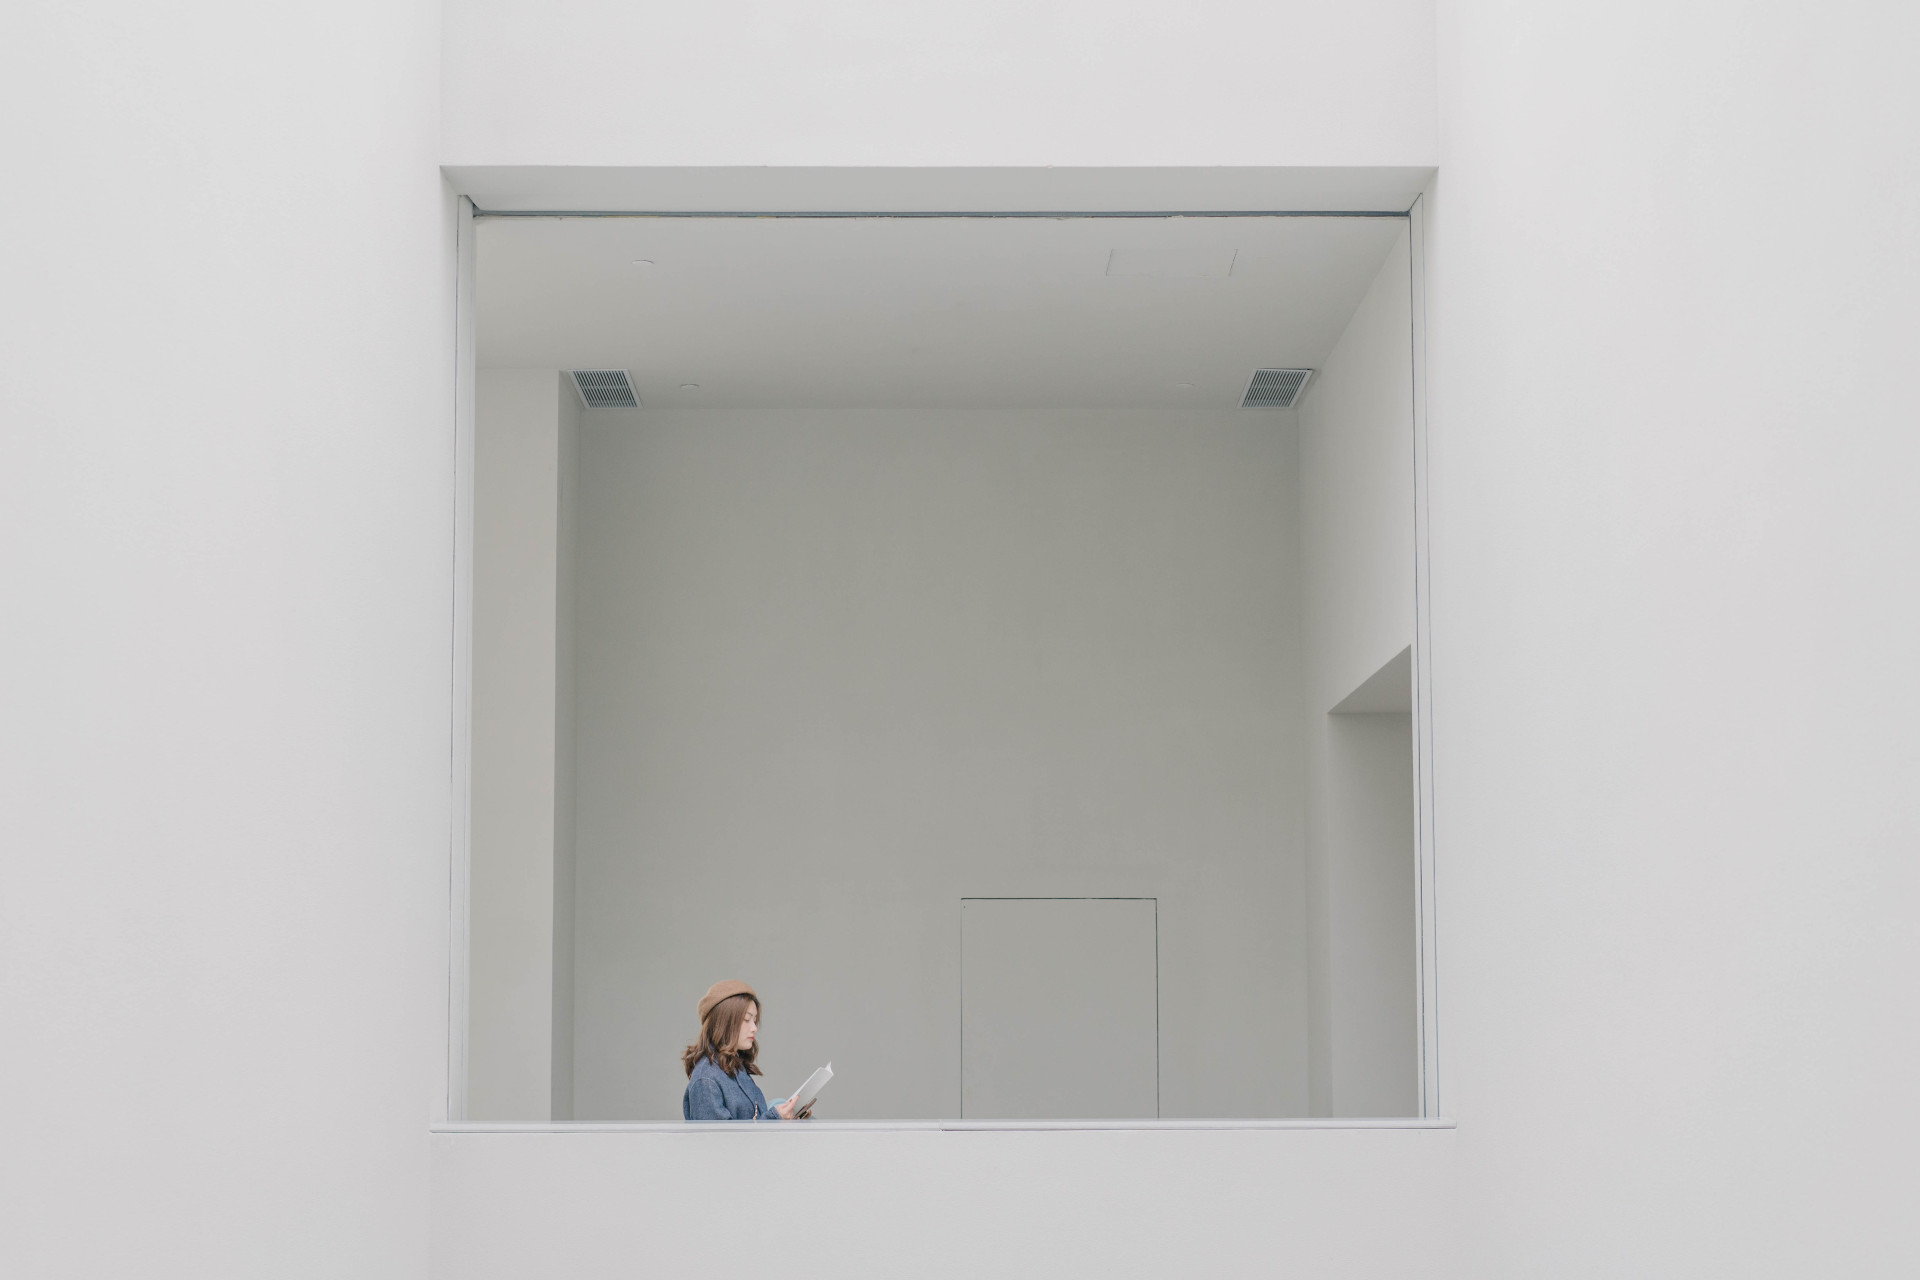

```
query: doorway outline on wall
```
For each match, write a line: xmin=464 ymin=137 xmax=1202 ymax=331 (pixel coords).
xmin=436 ymin=191 xmax=1446 ymax=1131
xmin=959 ymin=897 xmax=1161 ymax=1120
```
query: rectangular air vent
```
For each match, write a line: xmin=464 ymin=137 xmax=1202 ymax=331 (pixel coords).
xmin=1241 ymin=368 xmax=1314 ymax=409
xmin=569 ymin=369 xmax=639 ymax=408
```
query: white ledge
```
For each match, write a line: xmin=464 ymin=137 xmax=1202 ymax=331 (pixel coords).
xmin=442 ymin=165 xmax=1437 ymax=217
xmin=432 ymin=1117 xmax=1455 ymax=1134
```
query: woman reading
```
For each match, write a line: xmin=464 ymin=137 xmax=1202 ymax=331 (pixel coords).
xmin=681 ymin=980 xmax=814 ymax=1122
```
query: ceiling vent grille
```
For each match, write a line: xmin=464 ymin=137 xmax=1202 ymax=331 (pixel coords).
xmin=570 ymin=369 xmax=639 ymax=408
xmin=1241 ymin=368 xmax=1314 ymax=409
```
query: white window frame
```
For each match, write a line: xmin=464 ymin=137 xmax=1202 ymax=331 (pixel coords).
xmin=435 ymin=193 xmax=1446 ymax=1132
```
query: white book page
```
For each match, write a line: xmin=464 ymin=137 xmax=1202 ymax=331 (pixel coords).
xmin=789 ymin=1062 xmax=833 ymax=1111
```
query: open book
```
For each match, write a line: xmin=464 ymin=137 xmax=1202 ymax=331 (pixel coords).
xmin=787 ymin=1062 xmax=833 ymax=1113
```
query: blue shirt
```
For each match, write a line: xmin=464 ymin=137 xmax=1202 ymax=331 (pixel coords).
xmin=683 ymin=1057 xmax=787 ymax=1122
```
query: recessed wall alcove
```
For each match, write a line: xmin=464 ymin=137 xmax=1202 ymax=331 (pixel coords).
xmin=458 ymin=209 xmax=1429 ymax=1123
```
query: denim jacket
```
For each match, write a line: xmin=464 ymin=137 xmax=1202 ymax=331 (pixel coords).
xmin=683 ymin=1057 xmax=786 ymax=1122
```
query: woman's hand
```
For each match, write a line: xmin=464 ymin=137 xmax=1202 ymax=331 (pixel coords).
xmin=775 ymin=1097 xmax=814 ymax=1120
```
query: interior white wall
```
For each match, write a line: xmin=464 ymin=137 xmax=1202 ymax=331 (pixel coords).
xmin=1301 ymin=232 xmax=1416 ymax=713
xmin=1297 ymin=233 xmax=1419 ymax=1115
xmin=442 ymin=1 xmax=1435 ymax=170
xmin=0 ymin=3 xmax=449 ymax=1276
xmin=1325 ymin=711 xmax=1417 ymax=1116
xmin=1426 ymin=2 xmax=1920 ymax=1272
xmin=436 ymin=1 xmax=1920 ymax=1256
xmin=569 ymin=408 xmax=1308 ymax=1120
xmin=552 ymin=382 xmax=580 ymax=1121
xmin=434 ymin=5 xmax=1920 ymax=1249
xmin=432 ymin=1129 xmax=1458 ymax=1278
xmin=470 ymin=370 xmax=583 ymax=1120
xmin=11 ymin=4 xmax=1918 ymax=1278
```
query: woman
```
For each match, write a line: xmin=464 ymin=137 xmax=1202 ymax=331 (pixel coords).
xmin=681 ymin=980 xmax=813 ymax=1122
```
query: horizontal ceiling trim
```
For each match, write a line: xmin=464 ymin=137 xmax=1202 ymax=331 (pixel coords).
xmin=469 ymin=207 xmax=1412 ymax=220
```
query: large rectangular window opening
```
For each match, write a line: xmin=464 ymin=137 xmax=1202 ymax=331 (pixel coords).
xmin=452 ymin=207 xmax=1435 ymax=1125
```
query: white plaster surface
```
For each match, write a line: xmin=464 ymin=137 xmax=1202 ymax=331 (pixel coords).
xmin=469 ymin=369 xmax=572 ymax=1120
xmin=0 ymin=3 xmax=449 ymax=1275
xmin=442 ymin=1 xmax=1437 ymax=169
xmin=473 ymin=213 xmax=1406 ymax=411
xmin=1324 ymin=709 xmax=1417 ymax=1117
xmin=1302 ymin=231 xmax=1418 ymax=714
xmin=1421 ymin=3 xmax=1920 ymax=1271
xmin=435 ymin=4 xmax=1920 ymax=1276
xmin=567 ymin=408 xmax=1309 ymax=1121
xmin=6 ymin=3 xmax=1918 ymax=1278
xmin=1297 ymin=233 xmax=1420 ymax=1117
xmin=552 ymin=377 xmax=580 ymax=1121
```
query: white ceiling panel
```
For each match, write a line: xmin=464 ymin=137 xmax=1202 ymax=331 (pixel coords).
xmin=476 ymin=214 xmax=1406 ymax=410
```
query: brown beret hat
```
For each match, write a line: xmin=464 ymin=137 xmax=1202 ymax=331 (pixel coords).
xmin=697 ymin=980 xmax=757 ymax=1023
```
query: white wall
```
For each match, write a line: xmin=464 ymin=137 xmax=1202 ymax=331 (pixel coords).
xmin=1324 ymin=709 xmax=1417 ymax=1116
xmin=432 ymin=1129 xmax=1457 ymax=1279
xmin=13 ymin=3 xmax=1918 ymax=1277
xmin=568 ymin=408 xmax=1309 ymax=1120
xmin=469 ymin=370 xmax=579 ymax=1120
xmin=1425 ymin=2 xmax=1920 ymax=1272
xmin=1301 ymin=232 xmax=1417 ymax=713
xmin=439 ymin=4 xmax=1920 ymax=1273
xmin=442 ymin=1 xmax=1435 ymax=170
xmin=0 ymin=3 xmax=450 ymax=1276
xmin=552 ymin=380 xmax=580 ymax=1121
xmin=1298 ymin=232 xmax=1420 ymax=1115
xmin=469 ymin=370 xmax=558 ymax=1118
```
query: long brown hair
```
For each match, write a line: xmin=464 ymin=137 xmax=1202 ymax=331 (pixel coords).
xmin=681 ymin=993 xmax=762 ymax=1078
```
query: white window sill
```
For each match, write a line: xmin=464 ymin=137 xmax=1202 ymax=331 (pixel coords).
xmin=432 ymin=1117 xmax=1454 ymax=1134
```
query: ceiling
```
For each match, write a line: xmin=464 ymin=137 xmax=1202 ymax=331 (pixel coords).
xmin=476 ymin=214 xmax=1405 ymax=410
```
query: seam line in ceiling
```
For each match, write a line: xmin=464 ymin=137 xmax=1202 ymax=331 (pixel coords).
xmin=467 ymin=207 xmax=1413 ymax=220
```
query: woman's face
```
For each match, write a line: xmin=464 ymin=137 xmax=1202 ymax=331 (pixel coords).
xmin=735 ymin=1004 xmax=758 ymax=1051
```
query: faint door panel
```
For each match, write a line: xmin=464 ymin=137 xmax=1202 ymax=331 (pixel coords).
xmin=960 ymin=898 xmax=1158 ymax=1119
